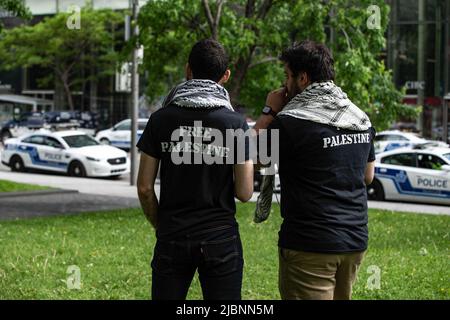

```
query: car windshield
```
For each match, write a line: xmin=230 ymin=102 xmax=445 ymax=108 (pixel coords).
xmin=443 ymin=153 xmax=450 ymax=161
xmin=63 ymin=135 xmax=99 ymax=148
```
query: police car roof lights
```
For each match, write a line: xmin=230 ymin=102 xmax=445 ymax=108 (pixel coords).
xmin=413 ymin=142 xmax=450 ymax=150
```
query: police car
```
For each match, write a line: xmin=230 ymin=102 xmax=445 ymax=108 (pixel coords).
xmin=367 ymin=146 xmax=450 ymax=205
xmin=1 ymin=112 xmax=46 ymax=144
xmin=1 ymin=131 xmax=129 ymax=178
xmin=95 ymin=118 xmax=148 ymax=150
xmin=374 ymin=130 xmax=448 ymax=154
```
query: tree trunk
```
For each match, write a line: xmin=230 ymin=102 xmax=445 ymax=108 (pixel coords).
xmin=228 ymin=48 xmax=255 ymax=106
xmin=61 ymin=74 xmax=74 ymax=111
xmin=226 ymin=0 xmax=273 ymax=106
xmin=54 ymin=76 xmax=65 ymax=110
xmin=202 ymin=0 xmax=224 ymax=40
xmin=90 ymin=70 xmax=98 ymax=113
xmin=64 ymin=84 xmax=75 ymax=111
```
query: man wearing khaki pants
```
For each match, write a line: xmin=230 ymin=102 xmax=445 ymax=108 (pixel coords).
xmin=254 ymin=41 xmax=375 ymax=300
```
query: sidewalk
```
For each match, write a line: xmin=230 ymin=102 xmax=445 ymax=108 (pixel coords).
xmin=0 ymin=170 xmax=141 ymax=198
xmin=0 ymin=189 xmax=140 ymax=220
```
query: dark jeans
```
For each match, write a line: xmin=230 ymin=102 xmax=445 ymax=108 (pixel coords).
xmin=151 ymin=225 xmax=244 ymax=300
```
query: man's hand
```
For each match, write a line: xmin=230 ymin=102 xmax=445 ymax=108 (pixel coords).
xmin=137 ymin=153 xmax=160 ymax=229
xmin=265 ymin=87 xmax=289 ymax=113
xmin=254 ymin=87 xmax=289 ymax=133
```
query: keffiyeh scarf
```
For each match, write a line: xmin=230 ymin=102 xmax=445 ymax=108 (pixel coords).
xmin=163 ymin=79 xmax=234 ymax=110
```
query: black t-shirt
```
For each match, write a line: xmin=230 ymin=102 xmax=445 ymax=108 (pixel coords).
xmin=267 ymin=116 xmax=376 ymax=253
xmin=137 ymin=105 xmax=250 ymax=240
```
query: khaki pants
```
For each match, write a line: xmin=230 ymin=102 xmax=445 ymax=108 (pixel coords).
xmin=279 ymin=248 xmax=365 ymax=300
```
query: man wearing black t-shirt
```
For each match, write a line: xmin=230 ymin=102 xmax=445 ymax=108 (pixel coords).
xmin=254 ymin=41 xmax=375 ymax=300
xmin=136 ymin=39 xmax=253 ymax=300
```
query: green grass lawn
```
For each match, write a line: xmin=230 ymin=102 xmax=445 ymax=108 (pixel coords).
xmin=0 ymin=203 xmax=448 ymax=300
xmin=0 ymin=179 xmax=50 ymax=193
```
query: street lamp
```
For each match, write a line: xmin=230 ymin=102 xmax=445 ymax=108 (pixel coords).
xmin=130 ymin=0 xmax=139 ymax=186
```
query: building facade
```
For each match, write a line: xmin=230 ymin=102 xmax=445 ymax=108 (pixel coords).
xmin=386 ymin=0 xmax=450 ymax=142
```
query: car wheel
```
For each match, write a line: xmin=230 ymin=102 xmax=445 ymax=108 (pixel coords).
xmin=68 ymin=161 xmax=87 ymax=178
xmin=367 ymin=179 xmax=385 ymax=201
xmin=99 ymin=138 xmax=110 ymax=145
xmin=1 ymin=130 xmax=12 ymax=144
xmin=10 ymin=155 xmax=25 ymax=172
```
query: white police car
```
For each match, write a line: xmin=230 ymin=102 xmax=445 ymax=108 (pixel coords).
xmin=374 ymin=130 xmax=448 ymax=154
xmin=1 ymin=131 xmax=129 ymax=178
xmin=367 ymin=146 xmax=450 ymax=205
xmin=95 ymin=118 xmax=148 ymax=150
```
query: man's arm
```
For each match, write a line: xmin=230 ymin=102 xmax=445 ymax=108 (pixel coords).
xmin=254 ymin=87 xmax=288 ymax=171
xmin=234 ymin=160 xmax=254 ymax=202
xmin=137 ymin=153 xmax=160 ymax=229
xmin=365 ymin=161 xmax=375 ymax=185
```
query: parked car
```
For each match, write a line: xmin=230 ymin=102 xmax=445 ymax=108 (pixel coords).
xmin=0 ymin=112 xmax=46 ymax=144
xmin=374 ymin=130 xmax=448 ymax=154
xmin=367 ymin=146 xmax=450 ymax=205
xmin=432 ymin=126 xmax=450 ymax=144
xmin=44 ymin=111 xmax=99 ymax=135
xmin=95 ymin=118 xmax=148 ymax=150
xmin=1 ymin=111 xmax=99 ymax=144
xmin=1 ymin=130 xmax=129 ymax=178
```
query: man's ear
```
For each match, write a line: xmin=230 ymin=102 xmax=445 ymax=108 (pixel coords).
xmin=297 ymin=71 xmax=310 ymax=90
xmin=185 ymin=63 xmax=193 ymax=80
xmin=219 ymin=69 xmax=231 ymax=85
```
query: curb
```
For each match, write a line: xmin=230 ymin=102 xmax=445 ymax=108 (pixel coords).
xmin=0 ymin=189 xmax=79 ymax=199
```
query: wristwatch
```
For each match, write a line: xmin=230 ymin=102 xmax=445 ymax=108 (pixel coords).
xmin=262 ymin=105 xmax=278 ymax=117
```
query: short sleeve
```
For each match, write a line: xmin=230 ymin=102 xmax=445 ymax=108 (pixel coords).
xmin=368 ymin=127 xmax=376 ymax=162
xmin=137 ymin=115 xmax=161 ymax=159
xmin=233 ymin=119 xmax=251 ymax=163
xmin=257 ymin=117 xmax=282 ymax=166
xmin=241 ymin=120 xmax=251 ymax=161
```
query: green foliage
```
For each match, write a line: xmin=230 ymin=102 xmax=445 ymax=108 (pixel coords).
xmin=0 ymin=6 xmax=124 ymax=109
xmin=138 ymin=0 xmax=418 ymax=129
xmin=0 ymin=0 xmax=31 ymax=31
xmin=0 ymin=204 xmax=448 ymax=299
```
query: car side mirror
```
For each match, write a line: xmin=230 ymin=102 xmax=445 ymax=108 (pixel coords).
xmin=442 ymin=165 xmax=450 ymax=172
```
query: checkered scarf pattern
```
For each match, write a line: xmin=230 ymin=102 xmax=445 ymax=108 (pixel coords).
xmin=163 ymin=79 xmax=234 ymax=110
xmin=278 ymin=81 xmax=371 ymax=131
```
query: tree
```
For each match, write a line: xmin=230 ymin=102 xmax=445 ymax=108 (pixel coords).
xmin=138 ymin=0 xmax=418 ymax=129
xmin=0 ymin=0 xmax=31 ymax=31
xmin=0 ymin=6 xmax=124 ymax=110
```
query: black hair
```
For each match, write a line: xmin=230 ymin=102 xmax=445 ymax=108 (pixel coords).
xmin=280 ymin=40 xmax=335 ymax=82
xmin=188 ymin=39 xmax=229 ymax=82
